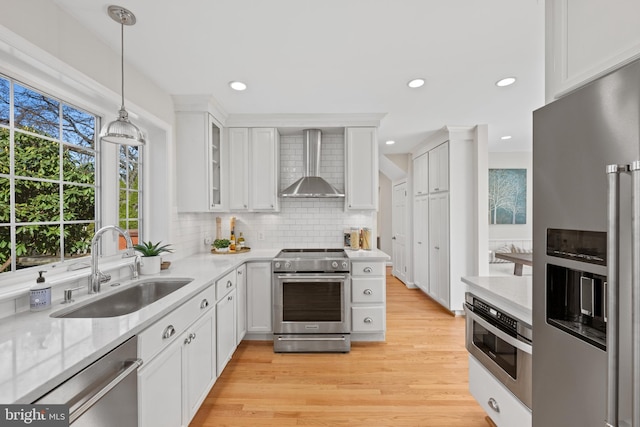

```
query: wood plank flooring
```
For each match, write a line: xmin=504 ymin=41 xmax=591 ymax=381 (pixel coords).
xmin=190 ymin=269 xmax=487 ymax=427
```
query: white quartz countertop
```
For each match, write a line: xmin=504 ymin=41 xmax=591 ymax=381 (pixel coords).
xmin=0 ymin=249 xmax=279 ymax=404
xmin=345 ymin=248 xmax=390 ymax=261
xmin=461 ymin=276 xmax=532 ymax=325
xmin=0 ymin=247 xmax=389 ymax=404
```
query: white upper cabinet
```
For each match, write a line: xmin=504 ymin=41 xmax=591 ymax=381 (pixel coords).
xmin=176 ymin=112 xmax=225 ymax=212
xmin=227 ymin=127 xmax=280 ymax=212
xmin=227 ymin=128 xmax=249 ymax=210
xmin=428 ymin=142 xmax=449 ymax=193
xmin=547 ymin=0 xmax=640 ymax=101
xmin=413 ymin=153 xmax=428 ymax=197
xmin=345 ymin=127 xmax=378 ymax=210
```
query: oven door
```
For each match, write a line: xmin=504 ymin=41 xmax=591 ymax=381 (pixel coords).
xmin=464 ymin=304 xmax=532 ymax=409
xmin=273 ymin=273 xmax=350 ymax=334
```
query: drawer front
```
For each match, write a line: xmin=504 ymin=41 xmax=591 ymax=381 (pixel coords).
xmin=351 ymin=306 xmax=385 ymax=332
xmin=351 ymin=277 xmax=385 ymax=303
xmin=139 ymin=286 xmax=215 ymax=362
xmin=216 ymin=269 xmax=237 ymax=300
xmin=351 ymin=261 xmax=384 ymax=277
xmin=468 ymin=355 xmax=531 ymax=427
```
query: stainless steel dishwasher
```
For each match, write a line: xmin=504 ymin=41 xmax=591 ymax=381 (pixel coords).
xmin=33 ymin=336 xmax=142 ymax=426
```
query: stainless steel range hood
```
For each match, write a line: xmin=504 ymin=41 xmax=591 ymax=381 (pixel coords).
xmin=279 ymin=129 xmax=345 ymax=198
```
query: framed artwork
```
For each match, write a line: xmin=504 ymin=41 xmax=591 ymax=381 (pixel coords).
xmin=489 ymin=168 xmax=527 ymax=224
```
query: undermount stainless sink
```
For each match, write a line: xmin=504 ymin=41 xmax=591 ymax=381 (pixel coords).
xmin=52 ymin=278 xmax=193 ymax=318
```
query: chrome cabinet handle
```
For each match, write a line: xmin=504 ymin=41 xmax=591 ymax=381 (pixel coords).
xmin=227 ymin=280 xmax=233 ymax=288
xmin=184 ymin=332 xmax=197 ymax=345
xmin=200 ymin=299 xmax=209 ymax=309
xmin=363 ymin=267 xmax=373 ymax=273
xmin=364 ymin=317 xmax=373 ymax=324
xmin=238 ymin=270 xmax=243 ymax=275
xmin=487 ymin=397 xmax=500 ymax=413
xmin=435 ymin=246 xmax=440 ymax=250
xmin=434 ymin=187 xmax=439 ymax=191
xmin=228 ymin=295 xmax=233 ymax=301
xmin=363 ymin=289 xmax=373 ymax=295
xmin=162 ymin=325 xmax=176 ymax=340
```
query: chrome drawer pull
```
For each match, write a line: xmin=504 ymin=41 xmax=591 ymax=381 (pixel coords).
xmin=364 ymin=317 xmax=373 ymax=324
xmin=162 ymin=325 xmax=176 ymax=340
xmin=488 ymin=397 xmax=500 ymax=413
xmin=227 ymin=280 xmax=233 ymax=288
xmin=363 ymin=267 xmax=373 ymax=273
xmin=363 ymin=289 xmax=373 ymax=295
xmin=200 ymin=299 xmax=209 ymax=309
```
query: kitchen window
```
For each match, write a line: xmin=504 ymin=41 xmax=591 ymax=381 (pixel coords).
xmin=119 ymin=145 xmax=142 ymax=249
xmin=0 ymin=74 xmax=98 ymax=274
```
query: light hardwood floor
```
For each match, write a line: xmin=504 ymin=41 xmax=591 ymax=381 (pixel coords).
xmin=190 ymin=269 xmax=488 ymax=427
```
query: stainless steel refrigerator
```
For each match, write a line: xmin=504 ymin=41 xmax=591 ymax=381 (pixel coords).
xmin=533 ymin=59 xmax=640 ymax=427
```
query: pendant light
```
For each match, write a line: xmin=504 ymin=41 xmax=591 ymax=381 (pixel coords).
xmin=100 ymin=5 xmax=145 ymax=146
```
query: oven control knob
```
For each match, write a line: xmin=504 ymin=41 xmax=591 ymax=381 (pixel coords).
xmin=274 ymin=262 xmax=281 ymax=269
xmin=331 ymin=261 xmax=338 ymax=268
xmin=342 ymin=261 xmax=348 ymax=269
xmin=284 ymin=262 xmax=291 ymax=269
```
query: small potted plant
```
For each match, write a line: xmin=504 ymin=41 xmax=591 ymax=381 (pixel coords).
xmin=133 ymin=241 xmax=174 ymax=275
xmin=212 ymin=239 xmax=230 ymax=253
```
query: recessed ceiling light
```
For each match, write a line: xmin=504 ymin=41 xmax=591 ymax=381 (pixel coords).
xmin=407 ymin=78 xmax=425 ymax=88
xmin=501 ymin=135 xmax=512 ymax=140
xmin=386 ymin=140 xmax=396 ymax=145
xmin=229 ymin=81 xmax=247 ymax=91
xmin=496 ymin=77 xmax=516 ymax=87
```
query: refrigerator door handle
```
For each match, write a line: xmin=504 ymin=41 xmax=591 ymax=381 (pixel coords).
xmin=606 ymin=164 xmax=625 ymax=427
xmin=631 ymin=161 xmax=640 ymax=427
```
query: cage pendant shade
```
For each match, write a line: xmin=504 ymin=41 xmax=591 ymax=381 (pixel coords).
xmin=100 ymin=5 xmax=145 ymax=146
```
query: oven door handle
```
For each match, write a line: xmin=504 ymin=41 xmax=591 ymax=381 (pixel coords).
xmin=276 ymin=275 xmax=348 ymax=281
xmin=464 ymin=305 xmax=532 ymax=355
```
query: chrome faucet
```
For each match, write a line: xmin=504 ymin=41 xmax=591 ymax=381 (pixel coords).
xmin=90 ymin=225 xmax=135 ymax=294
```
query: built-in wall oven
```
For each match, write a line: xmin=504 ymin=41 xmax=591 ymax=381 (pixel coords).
xmin=273 ymin=249 xmax=351 ymax=353
xmin=464 ymin=292 xmax=533 ymax=409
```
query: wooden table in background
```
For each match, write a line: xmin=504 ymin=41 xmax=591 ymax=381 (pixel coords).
xmin=494 ymin=252 xmax=533 ymax=276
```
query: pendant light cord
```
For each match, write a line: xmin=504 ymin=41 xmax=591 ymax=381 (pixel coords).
xmin=120 ymin=18 xmax=125 ymax=111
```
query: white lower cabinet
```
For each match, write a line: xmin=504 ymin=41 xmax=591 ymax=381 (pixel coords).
xmin=350 ymin=261 xmax=386 ymax=340
xmin=246 ymin=262 xmax=272 ymax=336
xmin=236 ymin=264 xmax=247 ymax=344
xmin=216 ymin=287 xmax=237 ymax=375
xmin=468 ymin=355 xmax=531 ymax=427
xmin=138 ymin=287 xmax=216 ymax=427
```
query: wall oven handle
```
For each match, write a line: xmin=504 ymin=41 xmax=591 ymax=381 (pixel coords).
xmin=276 ymin=275 xmax=348 ymax=281
xmin=69 ymin=358 xmax=143 ymax=424
xmin=606 ymin=164 xmax=625 ymax=427
xmin=464 ymin=305 xmax=532 ymax=354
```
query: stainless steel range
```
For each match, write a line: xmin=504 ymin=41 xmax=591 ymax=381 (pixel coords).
xmin=272 ymin=249 xmax=351 ymax=352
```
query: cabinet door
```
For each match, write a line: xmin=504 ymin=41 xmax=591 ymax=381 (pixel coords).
xmin=185 ymin=311 xmax=215 ymax=421
xmin=428 ymin=142 xmax=449 ymax=193
xmin=138 ymin=341 xmax=183 ymax=427
xmin=228 ymin=128 xmax=249 ymax=210
xmin=216 ymin=288 xmax=237 ymax=375
xmin=249 ymin=128 xmax=279 ymax=211
xmin=236 ymin=264 xmax=247 ymax=344
xmin=208 ymin=114 xmax=222 ymax=209
xmin=413 ymin=153 xmax=428 ymax=196
xmin=246 ymin=262 xmax=272 ymax=333
xmin=413 ymin=195 xmax=429 ymax=293
xmin=429 ymin=193 xmax=449 ymax=308
xmin=345 ymin=127 xmax=378 ymax=210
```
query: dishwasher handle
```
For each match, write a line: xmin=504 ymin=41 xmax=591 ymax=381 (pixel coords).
xmin=69 ymin=358 xmax=143 ymax=424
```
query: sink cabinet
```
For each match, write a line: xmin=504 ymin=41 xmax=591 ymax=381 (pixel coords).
xmin=138 ymin=286 xmax=216 ymax=427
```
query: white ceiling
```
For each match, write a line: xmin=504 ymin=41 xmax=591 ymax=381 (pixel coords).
xmin=51 ymin=0 xmax=545 ymax=154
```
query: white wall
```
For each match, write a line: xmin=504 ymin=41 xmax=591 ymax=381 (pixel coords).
xmin=378 ymin=173 xmax=392 ymax=254
xmin=488 ymin=151 xmax=533 ymax=241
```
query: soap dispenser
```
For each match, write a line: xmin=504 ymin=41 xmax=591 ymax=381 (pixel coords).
xmin=30 ymin=271 xmax=51 ymax=311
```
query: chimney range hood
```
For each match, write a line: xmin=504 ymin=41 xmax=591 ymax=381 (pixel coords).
xmin=279 ymin=129 xmax=345 ymax=198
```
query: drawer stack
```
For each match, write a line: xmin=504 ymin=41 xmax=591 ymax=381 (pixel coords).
xmin=350 ymin=261 xmax=386 ymax=339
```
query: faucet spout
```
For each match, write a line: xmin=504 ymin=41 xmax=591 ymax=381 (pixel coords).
xmin=90 ymin=225 xmax=134 ymax=294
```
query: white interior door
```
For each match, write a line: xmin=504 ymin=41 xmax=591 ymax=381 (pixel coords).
xmin=392 ymin=182 xmax=408 ymax=283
